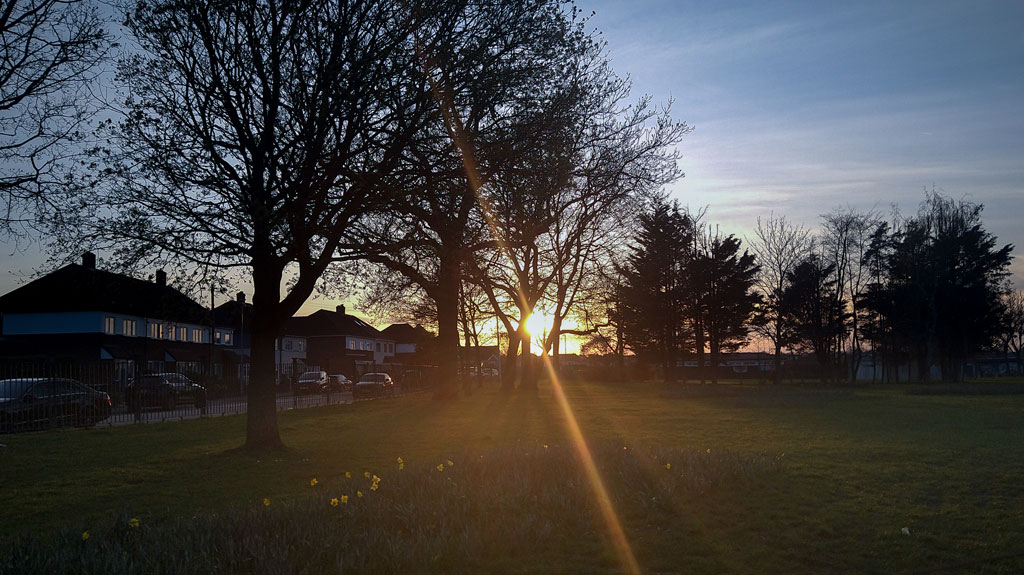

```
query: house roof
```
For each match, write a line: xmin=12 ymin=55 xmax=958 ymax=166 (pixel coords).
xmin=0 ymin=263 xmax=210 ymax=324
xmin=381 ymin=323 xmax=434 ymax=343
xmin=286 ymin=308 xmax=387 ymax=340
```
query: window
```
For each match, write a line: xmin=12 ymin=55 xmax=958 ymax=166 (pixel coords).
xmin=104 ymin=316 xmax=115 ymax=335
xmin=284 ymin=339 xmax=293 ymax=351
xmin=122 ymin=319 xmax=136 ymax=336
xmin=149 ymin=323 xmax=164 ymax=339
xmin=349 ymin=340 xmax=356 ymax=350
xmin=214 ymin=331 xmax=221 ymax=344
xmin=297 ymin=340 xmax=304 ymax=351
xmin=192 ymin=328 xmax=203 ymax=343
xmin=223 ymin=332 xmax=231 ymax=345
xmin=376 ymin=342 xmax=381 ymax=352
xmin=168 ymin=325 xmax=176 ymax=341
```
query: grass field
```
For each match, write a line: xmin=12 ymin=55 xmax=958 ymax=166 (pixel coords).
xmin=2 ymin=379 xmax=1024 ymax=573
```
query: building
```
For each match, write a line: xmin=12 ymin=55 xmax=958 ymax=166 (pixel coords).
xmin=286 ymin=305 xmax=395 ymax=376
xmin=381 ymin=323 xmax=434 ymax=362
xmin=0 ymin=252 xmax=235 ymax=383
xmin=212 ymin=291 xmax=309 ymax=385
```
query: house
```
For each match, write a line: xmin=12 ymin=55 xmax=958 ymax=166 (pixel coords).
xmin=0 ymin=252 xmax=235 ymax=382
xmin=286 ymin=305 xmax=395 ymax=376
xmin=381 ymin=323 xmax=435 ymax=362
xmin=213 ymin=291 xmax=308 ymax=384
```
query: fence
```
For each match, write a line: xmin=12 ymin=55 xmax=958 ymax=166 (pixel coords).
xmin=0 ymin=360 xmax=436 ymax=433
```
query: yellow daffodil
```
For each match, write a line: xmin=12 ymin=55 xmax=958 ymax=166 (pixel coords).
xmin=372 ymin=475 xmax=380 ymax=483
xmin=543 ymin=444 xmax=548 ymax=449
xmin=396 ymin=457 xmax=403 ymax=464
xmin=446 ymin=460 xmax=454 ymax=467
xmin=345 ymin=471 xmax=351 ymax=479
xmin=436 ymin=463 xmax=444 ymax=472
xmin=364 ymin=471 xmax=371 ymax=479
xmin=81 ymin=531 xmax=90 ymax=541
xmin=357 ymin=490 xmax=364 ymax=498
xmin=340 ymin=495 xmax=348 ymax=504
xmin=330 ymin=497 xmax=339 ymax=507
xmin=370 ymin=483 xmax=378 ymax=491
xmin=263 ymin=498 xmax=270 ymax=507
xmin=665 ymin=463 xmax=671 ymax=470
xmin=128 ymin=518 xmax=140 ymax=528
xmin=399 ymin=462 xmax=405 ymax=470
xmin=706 ymin=448 xmax=711 ymax=454
xmin=310 ymin=478 xmax=318 ymax=487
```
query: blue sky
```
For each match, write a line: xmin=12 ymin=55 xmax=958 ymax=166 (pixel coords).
xmin=581 ymin=0 xmax=1024 ymax=287
xmin=1 ymin=0 xmax=1022 ymax=304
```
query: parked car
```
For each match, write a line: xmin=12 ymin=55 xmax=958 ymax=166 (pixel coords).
xmin=0 ymin=377 xmax=111 ymax=432
xmin=293 ymin=371 xmax=329 ymax=395
xmin=326 ymin=374 xmax=352 ymax=393
xmin=126 ymin=373 xmax=206 ymax=411
xmin=354 ymin=372 xmax=395 ymax=398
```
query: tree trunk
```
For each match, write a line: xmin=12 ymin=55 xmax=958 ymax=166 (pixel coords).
xmin=520 ymin=326 xmax=537 ymax=392
xmin=501 ymin=332 xmax=520 ymax=393
xmin=245 ymin=263 xmax=284 ymax=451
xmin=433 ymin=255 xmax=460 ymax=400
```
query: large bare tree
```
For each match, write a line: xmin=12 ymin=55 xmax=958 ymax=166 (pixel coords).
xmin=750 ymin=214 xmax=813 ymax=383
xmin=68 ymin=0 xmax=477 ymax=449
xmin=0 ymin=0 xmax=107 ymax=235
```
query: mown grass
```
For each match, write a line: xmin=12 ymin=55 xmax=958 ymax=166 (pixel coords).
xmin=2 ymin=380 xmax=1024 ymax=574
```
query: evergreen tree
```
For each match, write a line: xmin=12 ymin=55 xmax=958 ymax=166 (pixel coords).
xmin=617 ymin=197 xmax=693 ymax=382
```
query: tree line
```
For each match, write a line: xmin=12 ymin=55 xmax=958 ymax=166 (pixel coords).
xmin=600 ymin=192 xmax=1015 ymax=385
xmin=1 ymin=1 xmax=1017 ymax=451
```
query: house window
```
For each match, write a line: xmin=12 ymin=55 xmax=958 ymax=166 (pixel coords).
xmin=284 ymin=339 xmax=293 ymax=351
xmin=122 ymin=319 xmax=136 ymax=336
xmin=192 ymin=328 xmax=203 ymax=343
xmin=168 ymin=325 xmax=176 ymax=341
xmin=104 ymin=316 xmax=115 ymax=335
xmin=223 ymin=332 xmax=231 ymax=345
xmin=214 ymin=331 xmax=221 ymax=344
xmin=296 ymin=340 xmax=304 ymax=351
xmin=349 ymin=340 xmax=356 ymax=350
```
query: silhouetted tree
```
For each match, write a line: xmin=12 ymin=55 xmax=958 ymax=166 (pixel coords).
xmin=861 ymin=192 xmax=1012 ymax=381
xmin=617 ymin=197 xmax=694 ymax=382
xmin=68 ymin=0 xmax=500 ymax=449
xmin=750 ymin=214 xmax=813 ymax=383
xmin=781 ymin=254 xmax=848 ymax=381
xmin=0 ymin=0 xmax=108 ymax=236
xmin=997 ymin=290 xmax=1024 ymax=376
xmin=694 ymin=230 xmax=761 ymax=384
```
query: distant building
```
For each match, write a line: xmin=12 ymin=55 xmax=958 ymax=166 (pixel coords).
xmin=212 ymin=292 xmax=308 ymax=384
xmin=381 ymin=323 xmax=434 ymax=361
xmin=286 ymin=305 xmax=395 ymax=376
xmin=0 ymin=252 xmax=234 ymax=380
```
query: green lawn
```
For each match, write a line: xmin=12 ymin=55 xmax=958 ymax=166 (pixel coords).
xmin=2 ymin=380 xmax=1024 ymax=573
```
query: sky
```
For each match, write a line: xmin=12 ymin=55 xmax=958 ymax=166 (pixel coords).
xmin=579 ymin=0 xmax=1024 ymax=287
xmin=1 ymin=0 xmax=1022 ymax=326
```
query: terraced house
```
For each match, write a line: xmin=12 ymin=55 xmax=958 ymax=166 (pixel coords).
xmin=0 ymin=252 xmax=235 ymax=383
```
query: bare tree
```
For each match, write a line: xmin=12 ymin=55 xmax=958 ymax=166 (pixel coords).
xmin=750 ymin=214 xmax=813 ymax=383
xmin=68 ymin=0 xmax=477 ymax=449
xmin=0 ymin=0 xmax=107 ymax=235
xmin=998 ymin=290 xmax=1024 ymax=376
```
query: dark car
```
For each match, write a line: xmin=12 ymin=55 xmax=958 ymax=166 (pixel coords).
xmin=126 ymin=373 xmax=206 ymax=411
xmin=354 ymin=372 xmax=395 ymax=398
xmin=293 ymin=371 xmax=328 ymax=395
xmin=0 ymin=377 xmax=112 ymax=432
xmin=326 ymin=374 xmax=352 ymax=393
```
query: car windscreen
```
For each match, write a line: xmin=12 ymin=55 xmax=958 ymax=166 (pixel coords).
xmin=0 ymin=379 xmax=36 ymax=399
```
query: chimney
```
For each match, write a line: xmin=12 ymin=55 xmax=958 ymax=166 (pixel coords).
xmin=236 ymin=292 xmax=246 ymax=304
xmin=155 ymin=269 xmax=167 ymax=286
xmin=82 ymin=252 xmax=96 ymax=269
xmin=336 ymin=304 xmax=346 ymax=316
